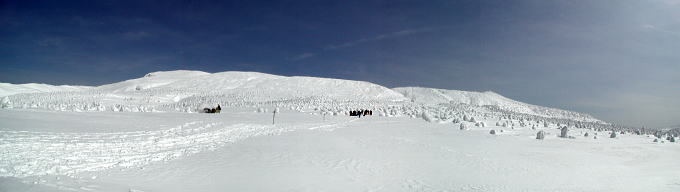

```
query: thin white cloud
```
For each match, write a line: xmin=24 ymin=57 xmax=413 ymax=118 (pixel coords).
xmin=289 ymin=52 xmax=316 ymax=60
xmin=325 ymin=27 xmax=436 ymax=50
xmin=288 ymin=28 xmax=437 ymax=61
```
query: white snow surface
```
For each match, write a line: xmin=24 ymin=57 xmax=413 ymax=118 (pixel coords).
xmin=394 ymin=87 xmax=601 ymax=122
xmin=0 ymin=110 xmax=678 ymax=192
xmin=1 ymin=70 xmax=598 ymax=122
xmin=95 ymin=70 xmax=406 ymax=101
xmin=0 ymin=83 xmax=91 ymax=97
xmin=3 ymin=70 xmax=677 ymax=191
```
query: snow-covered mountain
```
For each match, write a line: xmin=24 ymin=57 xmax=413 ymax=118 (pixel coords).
xmin=0 ymin=83 xmax=91 ymax=97
xmin=92 ymin=70 xmax=406 ymax=102
xmin=1 ymin=70 xmax=600 ymax=123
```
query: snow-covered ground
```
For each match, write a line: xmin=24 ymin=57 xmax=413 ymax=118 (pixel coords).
xmin=0 ymin=83 xmax=90 ymax=97
xmin=1 ymin=70 xmax=679 ymax=191
xmin=1 ymin=109 xmax=679 ymax=192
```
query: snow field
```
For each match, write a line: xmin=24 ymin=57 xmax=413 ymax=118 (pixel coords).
xmin=1 ymin=110 xmax=678 ymax=192
xmin=0 ymin=110 xmax=356 ymax=179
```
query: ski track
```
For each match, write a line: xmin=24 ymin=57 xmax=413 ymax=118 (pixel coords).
xmin=0 ymin=119 xmax=354 ymax=178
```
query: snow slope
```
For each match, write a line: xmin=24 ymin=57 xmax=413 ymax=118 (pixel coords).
xmin=96 ymin=70 xmax=407 ymax=101
xmin=0 ymin=83 xmax=90 ymax=97
xmin=394 ymin=87 xmax=601 ymax=122
xmin=96 ymin=70 xmax=211 ymax=93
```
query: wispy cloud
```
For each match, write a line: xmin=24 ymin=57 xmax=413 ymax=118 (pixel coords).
xmin=325 ymin=28 xmax=435 ymax=50
xmin=289 ymin=52 xmax=316 ymax=60
xmin=289 ymin=27 xmax=437 ymax=60
xmin=36 ymin=37 xmax=64 ymax=47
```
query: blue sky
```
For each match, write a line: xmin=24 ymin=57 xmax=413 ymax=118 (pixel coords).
xmin=1 ymin=0 xmax=679 ymax=128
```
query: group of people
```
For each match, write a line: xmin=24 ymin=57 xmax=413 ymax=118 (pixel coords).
xmin=349 ymin=109 xmax=372 ymax=117
xmin=203 ymin=104 xmax=221 ymax=113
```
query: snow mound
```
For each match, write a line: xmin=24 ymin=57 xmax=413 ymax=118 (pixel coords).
xmin=93 ymin=70 xmax=404 ymax=101
xmin=0 ymin=83 xmax=91 ymax=97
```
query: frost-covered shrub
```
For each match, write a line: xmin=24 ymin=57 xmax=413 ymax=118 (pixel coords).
xmin=536 ymin=131 xmax=545 ymax=140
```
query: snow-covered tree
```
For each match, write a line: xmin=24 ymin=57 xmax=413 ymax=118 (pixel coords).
xmin=0 ymin=97 xmax=12 ymax=109
xmin=422 ymin=111 xmax=435 ymax=122
xmin=536 ymin=131 xmax=545 ymax=140
xmin=560 ymin=126 xmax=569 ymax=138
